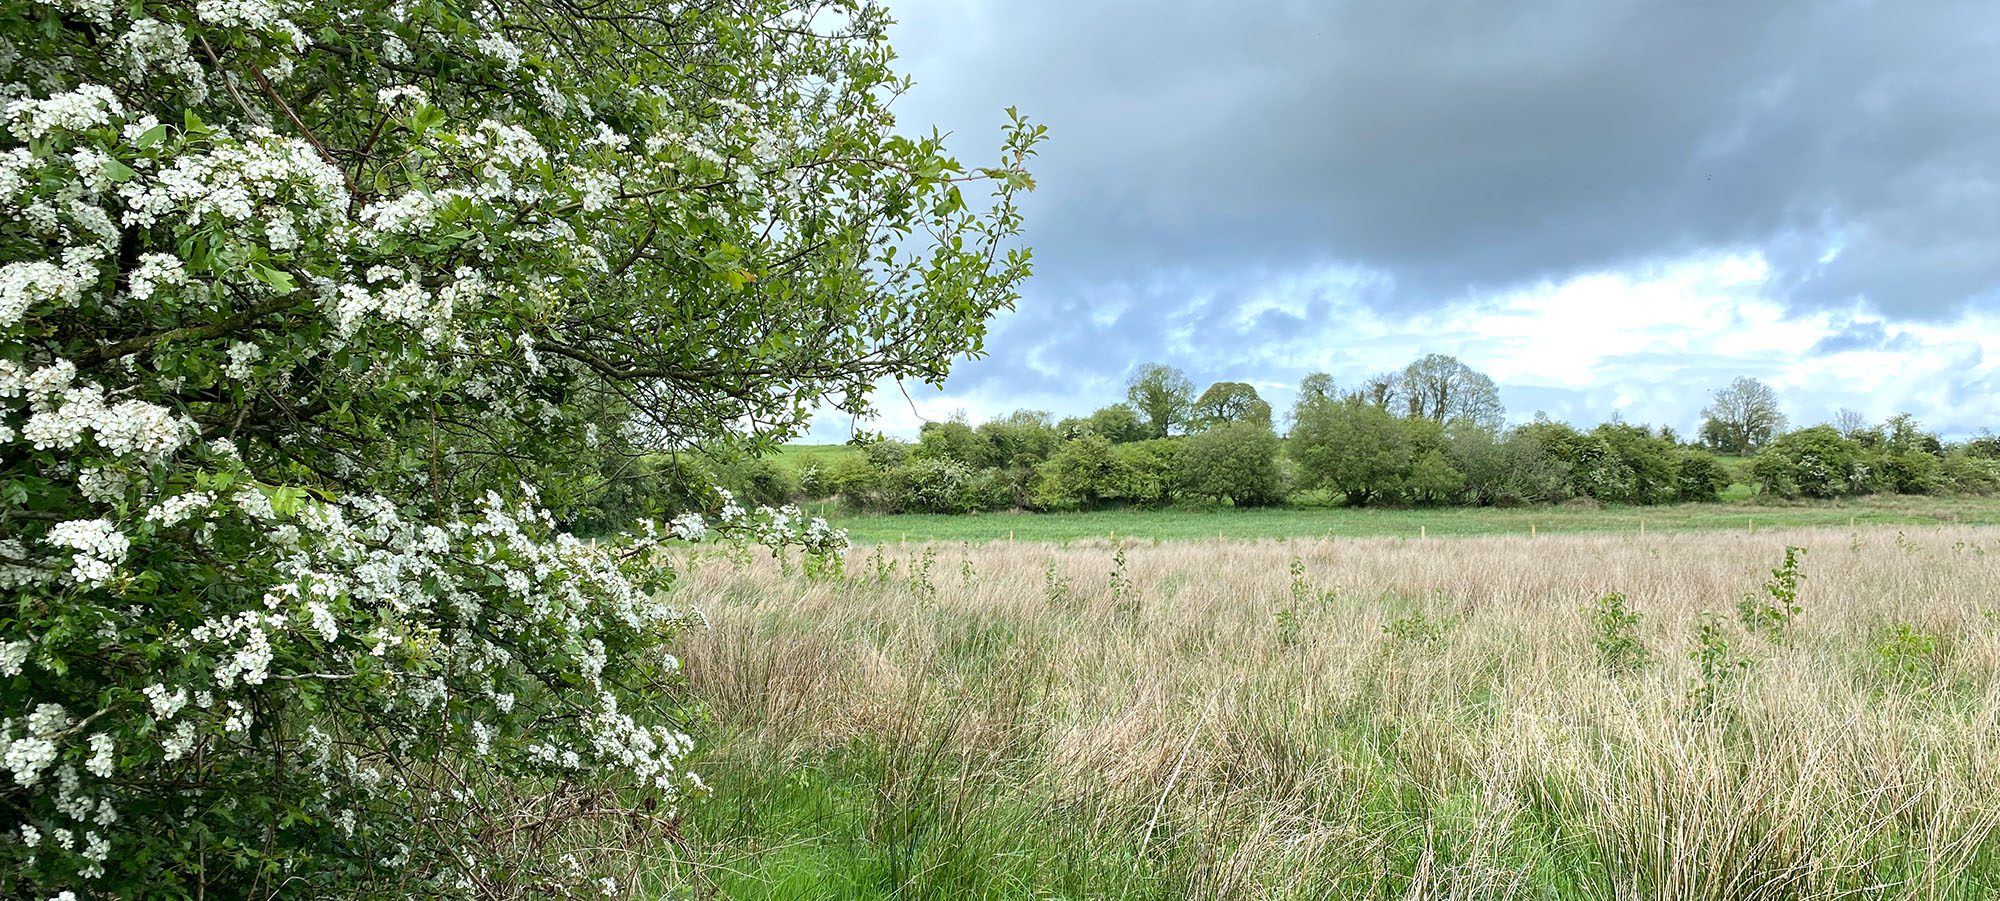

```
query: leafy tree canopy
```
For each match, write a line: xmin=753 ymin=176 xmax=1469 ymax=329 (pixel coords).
xmin=1701 ymin=377 xmax=1787 ymax=455
xmin=1190 ymin=380 xmax=1272 ymax=431
xmin=0 ymin=0 xmax=1038 ymax=895
xmin=1125 ymin=362 xmax=1194 ymax=438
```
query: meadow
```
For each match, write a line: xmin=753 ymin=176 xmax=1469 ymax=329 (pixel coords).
xmin=811 ymin=494 xmax=2000 ymax=545
xmin=654 ymin=525 xmax=2000 ymax=899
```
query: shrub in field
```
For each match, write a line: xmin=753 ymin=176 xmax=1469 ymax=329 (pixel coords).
xmin=1590 ymin=591 xmax=1649 ymax=673
xmin=1873 ymin=623 xmax=1944 ymax=687
xmin=1384 ymin=611 xmax=1455 ymax=647
xmin=1108 ymin=542 xmax=1133 ymax=610
xmin=1172 ymin=421 xmax=1285 ymax=507
xmin=865 ymin=547 xmax=899 ymax=585
xmin=1690 ymin=613 xmax=1750 ymax=715
xmin=886 ymin=457 xmax=989 ymax=514
xmin=1675 ymin=449 xmax=1732 ymax=502
xmin=1289 ymin=395 xmax=1408 ymax=506
xmin=1751 ymin=427 xmax=1867 ymax=498
xmin=1042 ymin=561 xmax=1074 ymax=609
xmin=910 ymin=546 xmax=939 ymax=600
xmin=0 ymin=0 xmax=1037 ymax=895
xmin=1737 ymin=546 xmax=1807 ymax=642
xmin=1275 ymin=607 xmax=1302 ymax=649
xmin=1105 ymin=438 xmax=1179 ymax=508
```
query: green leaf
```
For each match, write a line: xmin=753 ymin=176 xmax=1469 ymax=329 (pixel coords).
xmin=412 ymin=105 xmax=447 ymax=132
xmin=103 ymin=158 xmax=136 ymax=183
xmin=183 ymin=109 xmax=205 ymax=133
xmin=248 ymin=264 xmax=297 ymax=292
xmin=135 ymin=123 xmax=168 ymax=149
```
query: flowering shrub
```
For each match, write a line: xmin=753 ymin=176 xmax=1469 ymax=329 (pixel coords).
xmin=0 ymin=0 xmax=1034 ymax=895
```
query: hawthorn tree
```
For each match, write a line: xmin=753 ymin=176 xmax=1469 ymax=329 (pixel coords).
xmin=1083 ymin=402 xmax=1150 ymax=443
xmin=0 ymin=0 xmax=1038 ymax=896
xmin=1173 ymin=421 xmax=1282 ymax=506
xmin=1289 ymin=393 xmax=1407 ymax=506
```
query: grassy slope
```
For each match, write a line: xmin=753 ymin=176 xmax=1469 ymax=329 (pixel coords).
xmin=819 ymin=495 xmax=2000 ymax=544
xmin=768 ymin=443 xmax=861 ymax=475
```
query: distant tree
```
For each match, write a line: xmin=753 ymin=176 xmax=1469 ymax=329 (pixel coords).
xmin=1674 ymin=450 xmax=1732 ymax=502
xmin=1593 ymin=423 xmax=1680 ymax=504
xmin=1290 ymin=396 xmax=1407 ymax=506
xmin=1297 ymin=372 xmax=1338 ymax=405
xmin=1832 ymin=408 xmax=1869 ymax=438
xmin=1942 ymin=436 xmax=2000 ymax=495
xmin=1126 ymin=363 xmax=1196 ymax=438
xmin=1033 ymin=434 xmax=1117 ymax=510
xmin=1879 ymin=451 xmax=1943 ymax=495
xmin=914 ymin=417 xmax=987 ymax=465
xmin=1449 ymin=428 xmax=1570 ymax=506
xmin=1517 ymin=420 xmax=1638 ymax=502
xmin=1105 ymin=439 xmax=1180 ymax=507
xmin=975 ymin=410 xmax=1060 ymax=469
xmin=1399 ymin=353 xmax=1506 ymax=430
xmin=1750 ymin=425 xmax=1864 ymax=498
xmin=1883 ymin=412 xmax=1943 ymax=456
xmin=827 ymin=452 xmax=888 ymax=510
xmin=1403 ymin=448 xmax=1466 ymax=505
xmin=1174 ymin=422 xmax=1284 ymax=506
xmin=1085 ymin=403 xmax=1154 ymax=443
xmin=1700 ymin=377 xmax=1787 ymax=454
xmin=711 ymin=453 xmax=800 ymax=508
xmin=1190 ymin=381 xmax=1273 ymax=430
xmin=1353 ymin=371 xmax=1403 ymax=410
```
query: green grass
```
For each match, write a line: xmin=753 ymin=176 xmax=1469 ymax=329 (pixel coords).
xmin=811 ymin=494 xmax=2000 ymax=545
xmin=770 ymin=443 xmax=861 ymax=476
xmin=657 ymin=529 xmax=2000 ymax=897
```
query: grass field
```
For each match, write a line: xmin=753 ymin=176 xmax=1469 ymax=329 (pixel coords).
xmin=654 ymin=525 xmax=2000 ymax=898
xmin=769 ymin=442 xmax=862 ymax=475
xmin=813 ymin=494 xmax=2000 ymax=545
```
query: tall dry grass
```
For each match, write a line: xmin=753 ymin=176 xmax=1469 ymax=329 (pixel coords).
xmin=665 ymin=527 xmax=2000 ymax=898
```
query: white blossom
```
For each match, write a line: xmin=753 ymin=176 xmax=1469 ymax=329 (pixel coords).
xmin=0 ymin=639 xmax=28 ymax=676
xmin=44 ymin=519 xmax=128 ymax=586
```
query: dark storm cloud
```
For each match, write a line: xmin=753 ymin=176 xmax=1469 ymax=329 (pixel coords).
xmin=888 ymin=0 xmax=2000 ymax=323
xmin=816 ymin=0 xmax=2000 ymax=439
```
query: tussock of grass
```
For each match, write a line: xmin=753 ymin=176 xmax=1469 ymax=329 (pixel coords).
xmin=652 ymin=526 xmax=2000 ymax=898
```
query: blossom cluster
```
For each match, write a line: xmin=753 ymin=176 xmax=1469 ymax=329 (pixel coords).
xmin=2 ymin=359 xmax=194 ymax=461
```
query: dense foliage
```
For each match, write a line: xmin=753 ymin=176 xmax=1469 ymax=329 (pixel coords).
xmin=672 ymin=360 xmax=2000 ymax=517
xmin=0 ymin=0 xmax=1037 ymax=895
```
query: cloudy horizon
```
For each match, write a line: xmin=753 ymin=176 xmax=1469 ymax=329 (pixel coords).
xmin=804 ymin=0 xmax=2000 ymax=443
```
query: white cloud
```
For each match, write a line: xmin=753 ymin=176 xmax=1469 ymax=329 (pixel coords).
xmin=801 ymin=250 xmax=2000 ymax=442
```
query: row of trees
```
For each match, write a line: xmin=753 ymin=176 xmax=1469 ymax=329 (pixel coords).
xmin=743 ymin=361 xmax=1999 ymax=514
xmin=573 ymin=360 xmax=2000 ymax=522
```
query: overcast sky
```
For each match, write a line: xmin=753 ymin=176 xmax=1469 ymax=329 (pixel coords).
xmin=805 ymin=0 xmax=2000 ymax=441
